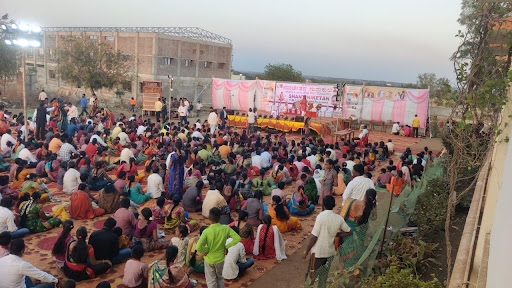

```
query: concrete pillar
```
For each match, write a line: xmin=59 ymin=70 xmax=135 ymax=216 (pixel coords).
xmin=195 ymin=43 xmax=200 ymax=78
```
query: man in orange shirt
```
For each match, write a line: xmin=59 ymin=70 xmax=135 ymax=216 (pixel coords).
xmin=412 ymin=114 xmax=420 ymax=138
xmin=218 ymin=141 xmax=231 ymax=159
xmin=130 ymin=97 xmax=136 ymax=112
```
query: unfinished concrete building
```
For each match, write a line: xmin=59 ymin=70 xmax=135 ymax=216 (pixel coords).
xmin=25 ymin=27 xmax=232 ymax=105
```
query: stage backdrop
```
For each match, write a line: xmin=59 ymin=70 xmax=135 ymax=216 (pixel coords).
xmin=348 ymin=86 xmax=429 ymax=128
xmin=212 ymin=78 xmax=276 ymax=112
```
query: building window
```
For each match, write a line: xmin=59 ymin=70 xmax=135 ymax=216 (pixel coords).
xmin=89 ymin=35 xmax=98 ymax=40
xmin=183 ymin=59 xmax=190 ymax=67
xmin=75 ymin=35 xmax=82 ymax=39
xmin=60 ymin=35 xmax=68 ymax=40
xmin=38 ymin=48 xmax=44 ymax=56
xmin=162 ymin=57 xmax=171 ymax=65
xmin=49 ymin=70 xmax=56 ymax=79
xmin=48 ymin=49 xmax=57 ymax=59
xmin=203 ymin=61 xmax=210 ymax=68
xmin=105 ymin=36 xmax=114 ymax=41
xmin=217 ymin=63 xmax=225 ymax=70
xmin=36 ymin=64 xmax=44 ymax=68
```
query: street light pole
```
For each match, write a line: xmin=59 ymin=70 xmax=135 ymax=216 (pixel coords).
xmin=21 ymin=48 xmax=28 ymax=143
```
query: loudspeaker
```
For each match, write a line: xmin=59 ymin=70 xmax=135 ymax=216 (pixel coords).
xmin=295 ymin=116 xmax=304 ymax=122
xmin=227 ymin=109 xmax=235 ymax=115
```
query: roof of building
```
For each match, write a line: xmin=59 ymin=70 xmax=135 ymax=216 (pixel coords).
xmin=42 ymin=27 xmax=232 ymax=44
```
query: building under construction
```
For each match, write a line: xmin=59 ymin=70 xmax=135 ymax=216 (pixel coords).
xmin=25 ymin=27 xmax=232 ymax=104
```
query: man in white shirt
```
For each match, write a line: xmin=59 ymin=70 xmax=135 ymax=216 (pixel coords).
xmin=0 ymin=239 xmax=59 ymax=288
xmin=306 ymin=153 xmax=318 ymax=169
xmin=178 ymin=103 xmax=188 ymax=125
xmin=191 ymin=128 xmax=204 ymax=141
xmin=0 ymin=129 xmax=16 ymax=152
xmin=18 ymin=148 xmax=38 ymax=167
xmin=260 ymin=148 xmax=272 ymax=169
xmin=386 ymin=139 xmax=395 ymax=155
xmin=342 ymin=164 xmax=375 ymax=205
xmin=195 ymin=101 xmax=203 ymax=117
xmin=90 ymin=131 xmax=107 ymax=147
xmin=146 ymin=166 xmax=164 ymax=199
xmin=223 ymin=234 xmax=254 ymax=280
xmin=251 ymin=150 xmax=263 ymax=170
xmin=0 ymin=198 xmax=30 ymax=239
xmin=247 ymin=108 xmax=256 ymax=133
xmin=117 ymin=128 xmax=131 ymax=146
xmin=207 ymin=108 xmax=218 ymax=134
xmin=38 ymin=89 xmax=48 ymax=101
xmin=67 ymin=102 xmax=78 ymax=121
xmin=344 ymin=157 xmax=356 ymax=172
xmin=357 ymin=125 xmax=369 ymax=140
xmin=119 ymin=147 xmax=135 ymax=165
xmin=63 ymin=161 xmax=81 ymax=194
xmin=201 ymin=184 xmax=227 ymax=217
xmin=392 ymin=121 xmax=400 ymax=135
xmin=303 ymin=195 xmax=351 ymax=288
xmin=136 ymin=124 xmax=146 ymax=136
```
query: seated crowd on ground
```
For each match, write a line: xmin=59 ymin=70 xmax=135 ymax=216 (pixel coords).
xmin=0 ymin=99 xmax=434 ymax=288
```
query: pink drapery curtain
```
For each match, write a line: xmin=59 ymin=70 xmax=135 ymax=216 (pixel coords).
xmin=408 ymin=90 xmax=429 ymax=127
xmin=370 ymin=98 xmax=386 ymax=121
xmin=392 ymin=100 xmax=407 ymax=124
xmin=212 ymin=79 xmax=257 ymax=110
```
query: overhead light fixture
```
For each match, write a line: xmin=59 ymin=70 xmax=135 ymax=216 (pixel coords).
xmin=12 ymin=39 xmax=18 ymax=45
xmin=11 ymin=23 xmax=17 ymax=29
xmin=17 ymin=38 xmax=29 ymax=47
xmin=30 ymin=40 xmax=40 ymax=47
xmin=1 ymin=24 xmax=6 ymax=30
xmin=18 ymin=23 xmax=29 ymax=31
xmin=30 ymin=25 xmax=41 ymax=33
xmin=4 ymin=39 xmax=11 ymax=45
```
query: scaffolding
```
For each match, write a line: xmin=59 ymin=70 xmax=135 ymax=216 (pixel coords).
xmin=42 ymin=27 xmax=232 ymax=45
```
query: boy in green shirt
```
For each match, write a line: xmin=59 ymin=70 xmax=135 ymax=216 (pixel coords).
xmin=196 ymin=207 xmax=241 ymax=288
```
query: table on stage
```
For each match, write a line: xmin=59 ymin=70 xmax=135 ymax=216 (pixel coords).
xmin=332 ymin=129 xmax=355 ymax=143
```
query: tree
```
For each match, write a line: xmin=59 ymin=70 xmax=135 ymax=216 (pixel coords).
xmin=443 ymin=1 xmax=512 ymax=283
xmin=0 ymin=14 xmax=18 ymax=96
xmin=57 ymin=35 xmax=134 ymax=94
xmin=262 ymin=63 xmax=304 ymax=82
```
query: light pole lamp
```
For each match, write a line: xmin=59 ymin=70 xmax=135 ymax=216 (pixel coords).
xmin=1 ymin=23 xmax=42 ymax=142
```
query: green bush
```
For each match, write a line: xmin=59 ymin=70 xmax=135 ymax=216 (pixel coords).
xmin=412 ymin=177 xmax=449 ymax=238
xmin=358 ymin=266 xmax=442 ymax=288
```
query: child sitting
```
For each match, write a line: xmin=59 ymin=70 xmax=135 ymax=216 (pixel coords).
xmin=122 ymin=245 xmax=148 ymax=288
xmin=170 ymin=225 xmax=189 ymax=266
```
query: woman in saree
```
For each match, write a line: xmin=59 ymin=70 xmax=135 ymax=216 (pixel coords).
xmin=167 ymin=140 xmax=186 ymax=199
xmin=89 ymin=161 xmax=114 ymax=191
xmin=63 ymin=226 xmax=112 ymax=281
xmin=338 ymin=188 xmax=377 ymax=269
xmin=11 ymin=138 xmax=25 ymax=160
xmin=117 ymin=157 xmax=142 ymax=181
xmin=222 ymin=177 xmax=239 ymax=212
xmin=268 ymin=195 xmax=302 ymax=233
xmin=19 ymin=192 xmax=61 ymax=233
xmin=12 ymin=159 xmax=30 ymax=191
xmin=164 ymin=195 xmax=198 ymax=233
xmin=303 ymin=177 xmax=319 ymax=205
xmin=222 ymin=157 xmax=237 ymax=176
xmin=186 ymin=226 xmax=207 ymax=274
xmin=45 ymin=153 xmax=60 ymax=182
xmin=183 ymin=161 xmax=202 ymax=190
xmin=126 ymin=174 xmax=151 ymax=205
xmin=101 ymin=108 xmax=115 ymax=130
xmin=252 ymin=168 xmax=275 ymax=196
xmin=69 ymin=183 xmax=105 ymax=220
xmin=19 ymin=173 xmax=52 ymax=203
xmin=236 ymin=152 xmax=252 ymax=171
xmin=287 ymin=185 xmax=315 ymax=216
xmin=149 ymin=245 xmax=194 ymax=288
xmin=59 ymin=104 xmax=69 ymax=133
xmin=133 ymin=208 xmax=170 ymax=252
xmin=253 ymin=214 xmax=287 ymax=261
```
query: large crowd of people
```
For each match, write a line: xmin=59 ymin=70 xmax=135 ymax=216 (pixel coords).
xmin=0 ymin=95 xmax=434 ymax=288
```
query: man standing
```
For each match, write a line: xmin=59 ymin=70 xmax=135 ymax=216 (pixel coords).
xmin=247 ymin=108 xmax=256 ymax=134
xmin=38 ymin=89 xmax=48 ymax=102
xmin=178 ymin=102 xmax=187 ymax=125
xmin=196 ymin=207 xmax=241 ymax=288
xmin=412 ymin=114 xmax=420 ymax=138
xmin=154 ymin=98 xmax=163 ymax=123
xmin=67 ymin=102 xmax=78 ymax=122
xmin=219 ymin=107 xmax=228 ymax=129
xmin=319 ymin=159 xmax=338 ymax=210
xmin=342 ymin=163 xmax=375 ymax=205
xmin=196 ymin=101 xmax=203 ymax=117
xmin=80 ymin=94 xmax=88 ymax=116
xmin=35 ymin=102 xmax=47 ymax=141
xmin=0 ymin=239 xmax=59 ymax=288
xmin=303 ymin=195 xmax=351 ymax=288
xmin=208 ymin=107 xmax=218 ymax=134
